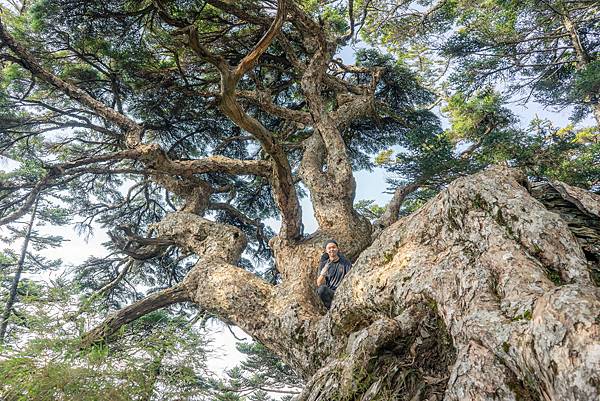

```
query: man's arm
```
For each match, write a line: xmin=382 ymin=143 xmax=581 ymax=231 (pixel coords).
xmin=316 ymin=262 xmax=329 ymax=286
xmin=316 ymin=272 xmax=326 ymax=287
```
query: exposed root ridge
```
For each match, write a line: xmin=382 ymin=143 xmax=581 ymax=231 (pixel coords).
xmin=298 ymin=303 xmax=456 ymax=401
xmin=530 ymin=181 xmax=600 ymax=286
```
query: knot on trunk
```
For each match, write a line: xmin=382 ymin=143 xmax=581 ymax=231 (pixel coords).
xmin=152 ymin=212 xmax=247 ymax=262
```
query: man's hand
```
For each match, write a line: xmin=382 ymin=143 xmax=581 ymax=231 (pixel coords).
xmin=316 ymin=262 xmax=329 ymax=286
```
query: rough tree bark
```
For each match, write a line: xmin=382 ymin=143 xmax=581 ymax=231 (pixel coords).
xmin=299 ymin=166 xmax=600 ymax=401
xmin=86 ymin=166 xmax=600 ymax=401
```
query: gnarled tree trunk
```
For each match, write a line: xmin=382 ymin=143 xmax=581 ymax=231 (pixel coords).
xmin=291 ymin=166 xmax=600 ymax=401
xmin=86 ymin=166 xmax=599 ymax=401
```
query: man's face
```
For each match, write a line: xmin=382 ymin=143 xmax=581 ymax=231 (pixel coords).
xmin=325 ymin=242 xmax=339 ymax=259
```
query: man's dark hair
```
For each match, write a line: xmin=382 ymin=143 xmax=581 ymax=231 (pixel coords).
xmin=323 ymin=239 xmax=338 ymax=249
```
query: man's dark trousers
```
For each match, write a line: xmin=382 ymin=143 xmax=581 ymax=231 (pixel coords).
xmin=317 ymin=285 xmax=335 ymax=309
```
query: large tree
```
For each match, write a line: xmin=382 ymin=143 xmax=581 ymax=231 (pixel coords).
xmin=0 ymin=1 xmax=599 ymax=400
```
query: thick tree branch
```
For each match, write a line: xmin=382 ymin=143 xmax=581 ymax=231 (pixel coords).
xmin=151 ymin=212 xmax=279 ymax=333
xmin=297 ymin=24 xmax=353 ymax=182
xmin=168 ymin=154 xmax=272 ymax=177
xmin=279 ymin=5 xmax=375 ymax=246
xmin=168 ymin=5 xmax=302 ymax=240
xmin=290 ymin=4 xmax=381 ymax=189
xmin=82 ymin=209 xmax=273 ymax=346
xmin=232 ymin=0 xmax=287 ymax=83
xmin=0 ymin=144 xmax=271 ymax=226
xmin=372 ymin=182 xmax=421 ymax=234
xmin=84 ymin=212 xmax=273 ymax=345
xmin=81 ymin=284 xmax=191 ymax=346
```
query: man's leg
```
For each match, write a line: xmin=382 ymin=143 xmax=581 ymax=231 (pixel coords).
xmin=316 ymin=285 xmax=335 ymax=309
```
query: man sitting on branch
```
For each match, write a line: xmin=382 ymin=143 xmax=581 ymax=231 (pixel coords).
xmin=316 ymin=240 xmax=352 ymax=309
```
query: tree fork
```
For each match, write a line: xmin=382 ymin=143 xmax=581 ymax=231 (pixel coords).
xmin=78 ymin=166 xmax=599 ymax=400
xmin=4 ymin=4 xmax=598 ymax=398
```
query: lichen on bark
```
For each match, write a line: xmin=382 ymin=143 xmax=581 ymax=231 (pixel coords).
xmin=81 ymin=167 xmax=599 ymax=401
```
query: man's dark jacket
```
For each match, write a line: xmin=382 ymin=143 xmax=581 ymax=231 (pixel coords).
xmin=318 ymin=253 xmax=352 ymax=291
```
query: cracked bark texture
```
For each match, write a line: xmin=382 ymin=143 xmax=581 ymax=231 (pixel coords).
xmin=313 ymin=166 xmax=600 ymax=401
xmin=87 ymin=166 xmax=600 ymax=401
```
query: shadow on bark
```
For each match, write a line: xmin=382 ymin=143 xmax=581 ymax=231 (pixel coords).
xmin=298 ymin=301 xmax=457 ymax=401
xmin=530 ymin=181 xmax=600 ymax=286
